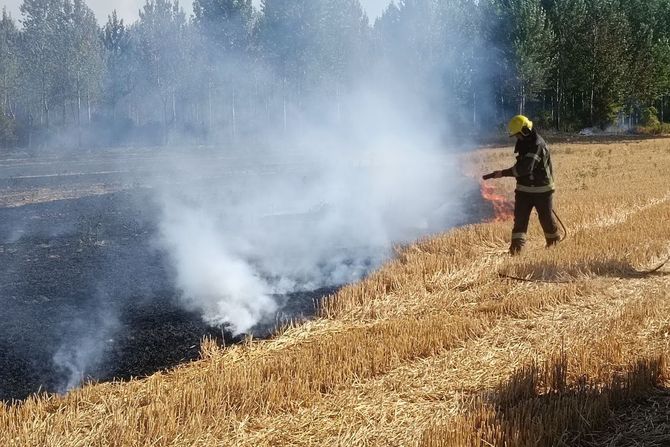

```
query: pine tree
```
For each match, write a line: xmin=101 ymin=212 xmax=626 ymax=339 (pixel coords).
xmin=657 ymin=0 xmax=670 ymax=121
xmin=193 ymin=0 xmax=253 ymax=52
xmin=624 ymin=0 xmax=670 ymax=122
xmin=544 ymin=0 xmax=589 ymax=129
xmin=373 ymin=0 xmax=440 ymax=104
xmin=102 ymin=11 xmax=132 ymax=122
xmin=486 ymin=0 xmax=555 ymax=116
xmin=319 ymin=0 xmax=369 ymax=86
xmin=192 ymin=0 xmax=254 ymax=139
xmin=623 ymin=0 xmax=661 ymax=104
xmin=0 ymin=8 xmax=19 ymax=147
xmin=582 ymin=0 xmax=630 ymax=127
xmin=259 ymin=0 xmax=335 ymax=89
xmin=20 ymin=0 xmax=64 ymax=130
xmin=136 ymin=0 xmax=188 ymax=142
xmin=435 ymin=0 xmax=489 ymax=128
xmin=67 ymin=0 xmax=103 ymax=142
xmin=317 ymin=0 xmax=369 ymax=120
xmin=256 ymin=0 xmax=324 ymax=131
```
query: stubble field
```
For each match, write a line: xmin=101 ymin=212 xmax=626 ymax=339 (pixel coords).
xmin=1 ymin=137 xmax=669 ymax=446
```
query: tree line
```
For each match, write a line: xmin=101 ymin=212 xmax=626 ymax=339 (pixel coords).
xmin=1 ymin=0 xmax=669 ymax=149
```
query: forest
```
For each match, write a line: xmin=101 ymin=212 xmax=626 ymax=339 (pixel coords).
xmin=1 ymin=0 xmax=670 ymax=149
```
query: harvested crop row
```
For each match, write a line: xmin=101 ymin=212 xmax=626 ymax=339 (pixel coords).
xmin=1 ymin=138 xmax=668 ymax=447
xmin=2 ymin=227 xmax=660 ymax=446
xmin=502 ymin=200 xmax=670 ymax=281
xmin=219 ymin=276 xmax=670 ymax=447
xmin=420 ymin=285 xmax=670 ymax=447
xmin=0 ymin=313 xmax=490 ymax=446
xmin=325 ymin=191 xmax=669 ymax=323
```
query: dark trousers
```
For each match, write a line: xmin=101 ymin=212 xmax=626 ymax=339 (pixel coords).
xmin=511 ymin=191 xmax=560 ymax=249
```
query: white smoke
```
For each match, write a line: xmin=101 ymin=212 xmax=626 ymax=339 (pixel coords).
xmin=158 ymin=203 xmax=277 ymax=334
xmin=152 ymin=78 xmax=467 ymax=335
xmin=53 ymin=301 xmax=118 ymax=392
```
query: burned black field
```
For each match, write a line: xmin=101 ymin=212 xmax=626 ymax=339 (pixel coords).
xmin=1 ymin=191 xmax=208 ymax=400
xmin=0 ymin=191 xmax=347 ymax=401
xmin=0 ymin=153 xmax=491 ymax=402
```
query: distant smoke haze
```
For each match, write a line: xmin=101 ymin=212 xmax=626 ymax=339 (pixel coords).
xmin=1 ymin=0 xmax=392 ymax=24
xmin=0 ymin=0 xmax=481 ymax=394
xmin=150 ymin=74 xmax=468 ymax=334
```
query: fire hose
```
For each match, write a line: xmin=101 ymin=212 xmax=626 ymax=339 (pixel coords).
xmin=497 ymin=208 xmax=573 ymax=284
xmin=481 ymin=174 xmax=669 ymax=283
xmin=481 ymin=172 xmax=568 ymax=243
xmin=497 ymin=207 xmax=669 ymax=283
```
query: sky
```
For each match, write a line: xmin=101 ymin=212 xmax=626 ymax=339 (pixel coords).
xmin=1 ymin=0 xmax=392 ymax=25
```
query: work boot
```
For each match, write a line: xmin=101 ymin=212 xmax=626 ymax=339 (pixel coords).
xmin=509 ymin=240 xmax=525 ymax=256
xmin=546 ymin=237 xmax=561 ymax=248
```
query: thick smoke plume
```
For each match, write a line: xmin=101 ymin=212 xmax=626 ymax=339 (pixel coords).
xmin=0 ymin=0 xmax=486 ymax=397
xmin=152 ymin=76 xmax=468 ymax=335
xmin=159 ymin=203 xmax=277 ymax=333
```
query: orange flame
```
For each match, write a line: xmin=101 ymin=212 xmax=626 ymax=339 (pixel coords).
xmin=480 ymin=182 xmax=514 ymax=222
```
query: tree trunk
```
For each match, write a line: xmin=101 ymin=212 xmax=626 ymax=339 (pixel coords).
xmin=163 ymin=96 xmax=169 ymax=146
xmin=112 ymin=91 xmax=117 ymax=123
xmin=43 ymin=95 xmax=49 ymax=130
xmin=172 ymin=90 xmax=176 ymax=124
xmin=556 ymin=79 xmax=561 ymax=131
xmin=77 ymin=82 xmax=81 ymax=126
xmin=231 ymin=89 xmax=236 ymax=140
xmin=28 ymin=112 xmax=33 ymax=149
xmin=77 ymin=78 xmax=82 ymax=148
xmin=283 ymin=77 xmax=288 ymax=133
xmin=42 ymin=71 xmax=49 ymax=130
xmin=336 ymin=84 xmax=342 ymax=124
xmin=207 ymin=81 xmax=213 ymax=135
xmin=590 ymin=83 xmax=595 ymax=127
xmin=1 ymin=72 xmax=7 ymax=116
xmin=472 ymin=90 xmax=477 ymax=126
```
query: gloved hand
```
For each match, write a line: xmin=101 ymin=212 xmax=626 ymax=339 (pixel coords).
xmin=482 ymin=171 xmax=503 ymax=180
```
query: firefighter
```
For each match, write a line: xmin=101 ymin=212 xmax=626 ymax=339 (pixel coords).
xmin=484 ymin=115 xmax=561 ymax=255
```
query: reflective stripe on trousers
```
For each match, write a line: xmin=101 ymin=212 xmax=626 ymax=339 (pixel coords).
xmin=512 ymin=191 xmax=559 ymax=242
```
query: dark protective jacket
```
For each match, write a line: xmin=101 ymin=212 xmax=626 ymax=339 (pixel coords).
xmin=501 ymin=129 xmax=555 ymax=193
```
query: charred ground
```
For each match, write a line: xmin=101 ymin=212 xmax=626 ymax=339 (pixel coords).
xmin=0 ymin=151 xmax=491 ymax=401
xmin=0 ymin=191 xmax=223 ymax=400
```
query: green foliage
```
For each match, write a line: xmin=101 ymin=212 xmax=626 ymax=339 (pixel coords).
xmin=606 ymin=103 xmax=624 ymax=128
xmin=487 ymin=0 xmax=555 ymax=114
xmin=193 ymin=0 xmax=253 ymax=53
xmin=635 ymin=123 xmax=670 ymax=134
xmin=67 ymin=0 xmax=104 ymax=117
xmin=2 ymin=0 xmax=670 ymax=149
xmin=641 ymin=106 xmax=661 ymax=127
xmin=0 ymin=9 xmax=19 ymax=119
xmin=136 ymin=0 xmax=188 ymax=130
xmin=653 ymin=38 xmax=670 ymax=98
xmin=0 ymin=113 xmax=17 ymax=147
xmin=102 ymin=11 xmax=132 ymax=114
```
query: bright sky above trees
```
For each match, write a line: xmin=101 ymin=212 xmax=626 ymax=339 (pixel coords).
xmin=1 ymin=0 xmax=391 ymax=23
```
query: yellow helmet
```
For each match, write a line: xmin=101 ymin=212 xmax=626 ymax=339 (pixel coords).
xmin=508 ymin=115 xmax=533 ymax=136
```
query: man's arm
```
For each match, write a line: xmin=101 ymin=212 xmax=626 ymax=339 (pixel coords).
xmin=500 ymin=147 xmax=544 ymax=178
